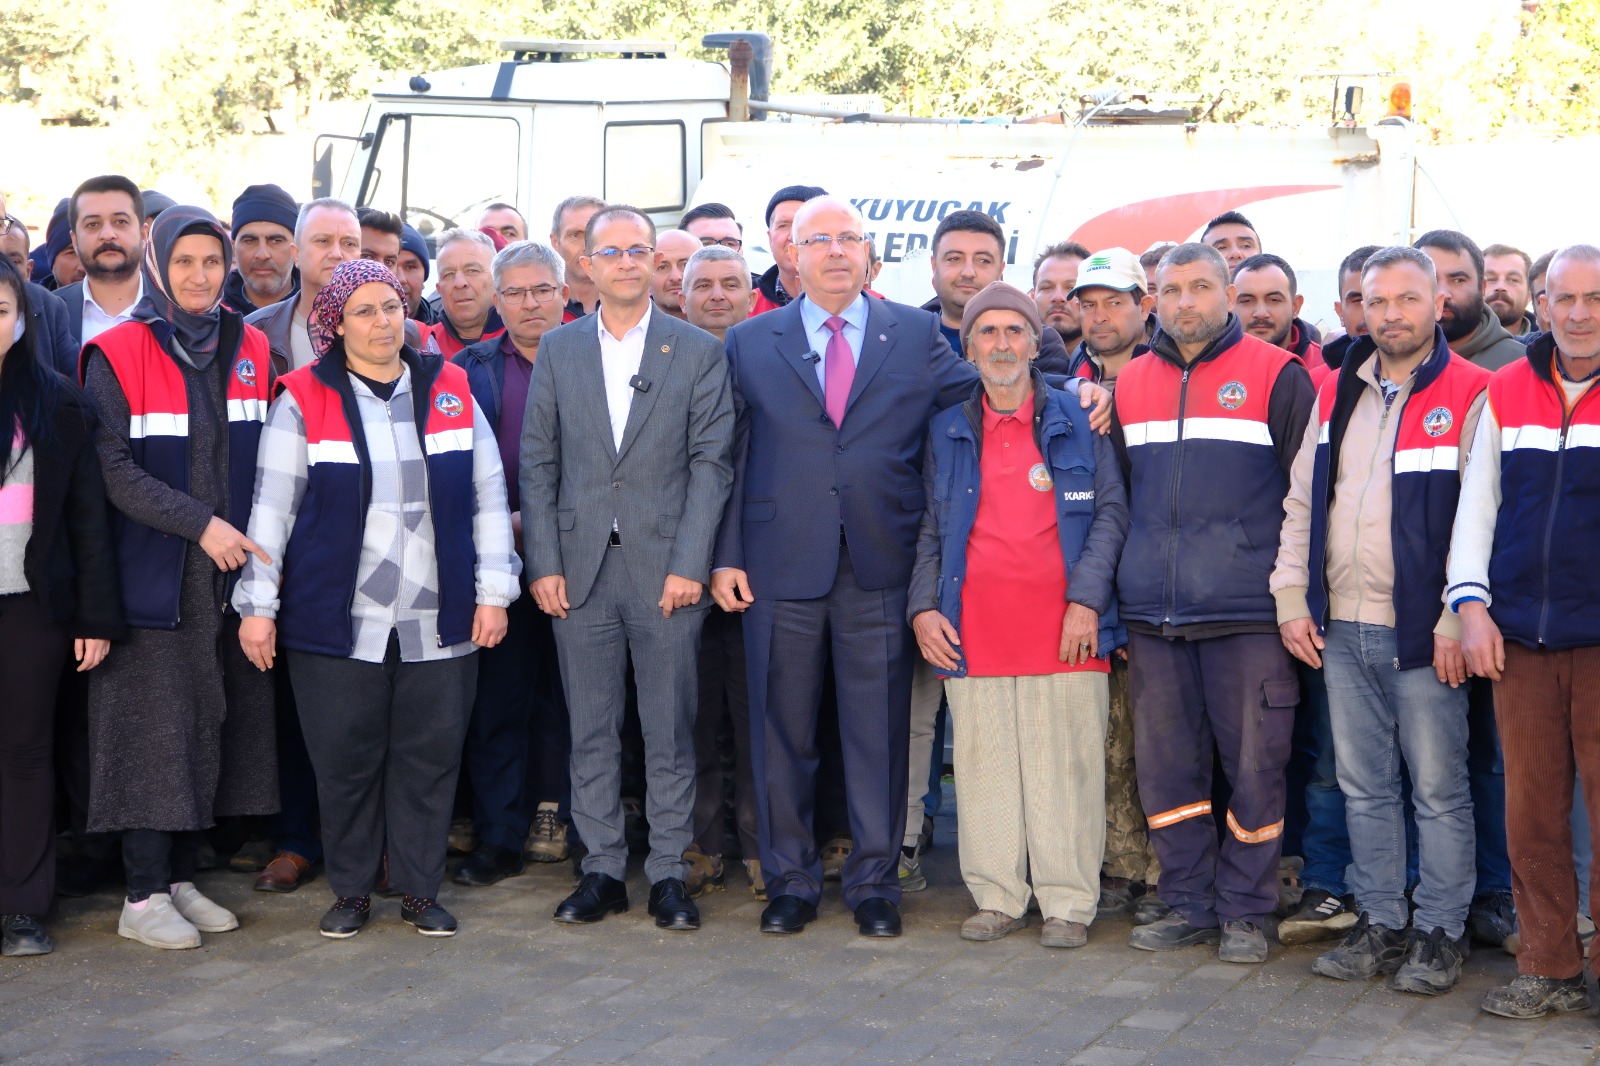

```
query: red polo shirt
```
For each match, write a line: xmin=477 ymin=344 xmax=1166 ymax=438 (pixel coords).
xmin=959 ymin=395 xmax=1108 ymax=678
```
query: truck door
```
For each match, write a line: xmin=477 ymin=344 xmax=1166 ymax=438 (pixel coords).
xmin=357 ymin=111 xmax=526 ymax=241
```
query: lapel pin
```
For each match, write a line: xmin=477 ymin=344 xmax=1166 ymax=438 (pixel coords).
xmin=660 ymin=344 xmax=670 ymax=352
xmin=879 ymin=334 xmax=887 ymax=342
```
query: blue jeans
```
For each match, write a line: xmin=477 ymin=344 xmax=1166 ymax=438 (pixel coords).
xmin=1323 ymin=623 xmax=1475 ymax=938
xmin=1468 ymin=678 xmax=1512 ymax=896
xmin=1285 ymin=663 xmax=1351 ymax=895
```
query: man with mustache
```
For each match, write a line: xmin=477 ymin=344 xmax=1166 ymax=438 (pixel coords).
xmin=1032 ymin=240 xmax=1091 ymax=351
xmin=54 ymin=175 xmax=145 ymax=345
xmin=1482 ymin=243 xmax=1535 ymax=338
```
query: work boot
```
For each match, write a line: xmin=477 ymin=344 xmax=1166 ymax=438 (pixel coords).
xmin=1132 ymin=886 xmax=1171 ymax=926
xmin=1219 ymin=919 xmax=1268 ymax=963
xmin=1097 ymin=876 xmax=1137 ymax=920
xmin=1312 ymin=913 xmax=1408 ymax=980
xmin=1128 ymin=912 xmax=1221 ymax=951
xmin=1480 ymin=974 xmax=1592 ymax=1019
xmin=1392 ymin=925 xmax=1467 ymax=995
xmin=524 ymin=805 xmax=570 ymax=863
xmin=1467 ymin=889 xmax=1515 ymax=947
xmin=683 ymin=845 xmax=725 ymax=898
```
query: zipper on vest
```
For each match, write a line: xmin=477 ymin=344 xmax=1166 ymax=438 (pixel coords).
xmin=1163 ymin=367 xmax=1191 ymax=625
xmin=1537 ymin=408 xmax=1575 ymax=645
xmin=384 ymin=397 xmax=408 ymax=640
xmin=1350 ymin=397 xmax=1396 ymax=623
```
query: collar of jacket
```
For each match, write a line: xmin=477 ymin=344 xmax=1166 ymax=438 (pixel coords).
xmin=1290 ymin=318 xmax=1317 ymax=359
xmin=1523 ymin=328 xmax=1568 ymax=386
xmin=1336 ymin=325 xmax=1453 ymax=396
xmin=1149 ymin=313 xmax=1244 ymax=369
xmin=1321 ymin=332 xmax=1360 ymax=370
xmin=757 ymin=263 xmax=792 ymax=306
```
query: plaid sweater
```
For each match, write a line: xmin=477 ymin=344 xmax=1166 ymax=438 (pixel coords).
xmin=233 ymin=365 xmax=521 ymax=663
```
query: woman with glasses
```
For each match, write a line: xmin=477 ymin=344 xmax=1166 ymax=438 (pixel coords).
xmin=234 ymin=258 xmax=521 ymax=939
xmin=80 ymin=205 xmax=277 ymax=950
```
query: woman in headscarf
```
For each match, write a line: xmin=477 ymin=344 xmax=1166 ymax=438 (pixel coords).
xmin=0 ymin=257 xmax=123 ymax=958
xmin=235 ymin=258 xmax=519 ymax=940
xmin=80 ymin=205 xmax=278 ymax=950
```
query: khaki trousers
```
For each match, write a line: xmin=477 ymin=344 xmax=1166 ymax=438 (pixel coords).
xmin=948 ymin=671 xmax=1109 ymax=924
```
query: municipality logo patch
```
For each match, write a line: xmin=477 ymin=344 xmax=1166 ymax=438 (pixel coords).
xmin=434 ymin=392 xmax=464 ymax=417
xmin=1028 ymin=463 xmax=1053 ymax=491
xmin=1424 ymin=407 xmax=1453 ymax=437
xmin=1216 ymin=381 xmax=1247 ymax=410
xmin=235 ymin=359 xmax=256 ymax=387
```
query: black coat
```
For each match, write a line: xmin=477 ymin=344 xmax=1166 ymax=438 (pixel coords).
xmin=22 ymin=390 xmax=126 ymax=639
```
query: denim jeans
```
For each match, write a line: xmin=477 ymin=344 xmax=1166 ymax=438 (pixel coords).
xmin=1285 ymin=662 xmax=1351 ymax=896
xmin=1323 ymin=622 xmax=1475 ymax=938
xmin=1468 ymin=678 xmax=1512 ymax=896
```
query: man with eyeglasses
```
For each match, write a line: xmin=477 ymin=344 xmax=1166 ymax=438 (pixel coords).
xmin=712 ymin=196 xmax=1112 ymax=938
xmin=650 ymin=230 xmax=700 ymax=322
xmin=521 ymin=205 xmax=734 ymax=933
xmin=681 ymin=202 xmax=744 ymax=253
xmin=449 ymin=240 xmax=576 ymax=889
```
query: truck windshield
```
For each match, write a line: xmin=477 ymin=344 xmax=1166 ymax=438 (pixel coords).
xmin=360 ymin=113 xmax=520 ymax=239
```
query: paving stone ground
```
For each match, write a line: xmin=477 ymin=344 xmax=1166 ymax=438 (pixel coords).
xmin=3 ymin=790 xmax=1598 ymax=1066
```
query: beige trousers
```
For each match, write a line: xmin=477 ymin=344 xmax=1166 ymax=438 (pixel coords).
xmin=948 ymin=671 xmax=1109 ymax=924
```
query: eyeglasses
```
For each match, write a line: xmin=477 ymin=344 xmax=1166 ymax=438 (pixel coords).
xmin=589 ymin=245 xmax=654 ymax=261
xmin=346 ymin=300 xmax=406 ymax=321
xmin=499 ymin=284 xmax=561 ymax=304
xmin=794 ymin=234 xmax=867 ymax=250
xmin=698 ymin=236 xmax=742 ymax=250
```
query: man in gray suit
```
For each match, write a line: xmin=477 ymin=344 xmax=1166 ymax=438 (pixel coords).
xmin=521 ymin=204 xmax=735 ymax=931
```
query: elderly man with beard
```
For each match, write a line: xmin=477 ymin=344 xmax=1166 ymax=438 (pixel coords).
xmin=450 ymin=240 xmax=576 ymax=886
xmin=1415 ymin=227 xmax=1523 ymax=951
xmin=54 ymin=175 xmax=145 ymax=344
xmin=910 ymin=281 xmax=1127 ymax=948
xmin=1110 ymin=242 xmax=1315 ymax=964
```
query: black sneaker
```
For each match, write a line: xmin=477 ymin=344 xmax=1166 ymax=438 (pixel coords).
xmin=1311 ymin=913 xmax=1407 ymax=980
xmin=1 ymin=914 xmax=53 ymax=956
xmin=1392 ymin=925 xmax=1466 ymax=995
xmin=1097 ymin=876 xmax=1138 ymax=920
xmin=1481 ymin=973 xmax=1593 ymax=1019
xmin=1278 ymin=889 xmax=1358 ymax=946
xmin=1468 ymin=890 xmax=1515 ymax=947
xmin=1128 ymin=912 xmax=1221 ymax=951
xmin=318 ymin=896 xmax=371 ymax=939
xmin=401 ymin=896 xmax=458 ymax=937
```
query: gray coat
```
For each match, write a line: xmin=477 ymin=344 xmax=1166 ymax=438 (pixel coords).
xmin=519 ymin=309 xmax=735 ymax=609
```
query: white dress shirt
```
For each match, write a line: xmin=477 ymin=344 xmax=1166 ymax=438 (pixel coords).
xmin=598 ymin=304 xmax=652 ymax=452
xmin=81 ymin=277 xmax=145 ymax=344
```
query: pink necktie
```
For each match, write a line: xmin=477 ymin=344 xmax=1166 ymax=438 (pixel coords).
xmin=824 ymin=316 xmax=854 ymax=427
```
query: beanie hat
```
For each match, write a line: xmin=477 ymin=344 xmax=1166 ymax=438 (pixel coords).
xmin=400 ymin=224 xmax=430 ymax=280
xmin=960 ymin=281 xmax=1044 ymax=350
xmin=141 ymin=189 xmax=178 ymax=221
xmin=764 ymin=184 xmax=828 ymax=227
xmin=44 ymin=199 xmax=72 ymax=272
xmin=230 ymin=183 xmax=299 ymax=236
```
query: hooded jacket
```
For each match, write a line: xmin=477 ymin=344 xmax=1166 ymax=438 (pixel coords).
xmin=1453 ymin=304 xmax=1525 ymax=371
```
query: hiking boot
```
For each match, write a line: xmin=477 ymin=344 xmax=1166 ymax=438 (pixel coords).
xmin=1278 ymin=889 xmax=1357 ymax=946
xmin=1219 ymin=919 xmax=1268 ymax=963
xmin=960 ymin=910 xmax=1026 ymax=942
xmin=744 ymin=858 xmax=767 ymax=901
xmin=1391 ymin=926 xmax=1467 ymax=995
xmin=446 ymin=818 xmax=478 ymax=857
xmin=524 ymin=806 xmax=569 ymax=863
xmin=117 ymin=894 xmax=201 ymax=950
xmin=1128 ymin=912 xmax=1221 ymax=951
xmin=1039 ymin=918 xmax=1089 ymax=949
xmin=1481 ymin=973 xmax=1592 ymax=1019
xmin=1312 ymin=913 xmax=1408 ymax=981
xmin=1278 ymin=854 xmax=1305 ymax=911
xmin=898 ymin=847 xmax=927 ymax=893
xmin=683 ymin=845 xmax=725 ymax=898
xmin=228 ymin=836 xmax=275 ymax=872
xmin=168 ymin=882 xmax=239 ymax=933
xmin=1132 ymin=886 xmax=1171 ymax=926
xmin=1468 ymin=889 xmax=1515 ymax=947
xmin=821 ymin=837 xmax=852 ymax=881
xmin=1097 ymin=876 xmax=1137 ymax=920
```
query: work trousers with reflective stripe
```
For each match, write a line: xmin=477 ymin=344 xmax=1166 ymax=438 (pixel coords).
xmin=1130 ymin=631 xmax=1297 ymax=927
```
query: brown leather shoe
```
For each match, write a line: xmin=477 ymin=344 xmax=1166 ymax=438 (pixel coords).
xmin=253 ymin=851 xmax=315 ymax=893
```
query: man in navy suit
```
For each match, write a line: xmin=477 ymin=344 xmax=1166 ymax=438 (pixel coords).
xmin=712 ymin=197 xmax=1109 ymax=936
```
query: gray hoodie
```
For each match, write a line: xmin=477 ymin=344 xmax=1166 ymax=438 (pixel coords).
xmin=1453 ymin=304 xmax=1525 ymax=371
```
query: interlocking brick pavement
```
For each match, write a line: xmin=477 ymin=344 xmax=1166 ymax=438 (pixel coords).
xmin=3 ymin=793 xmax=1598 ymax=1065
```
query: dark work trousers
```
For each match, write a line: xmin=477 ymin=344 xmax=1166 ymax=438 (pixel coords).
xmin=54 ymin=663 xmax=119 ymax=870
xmin=744 ymin=542 xmax=913 ymax=910
xmin=692 ymin=604 xmax=758 ymax=859
xmin=1129 ymin=631 xmax=1298 ymax=927
xmin=1468 ymin=677 xmax=1512 ymax=896
xmin=464 ymin=590 xmax=570 ymax=853
xmin=270 ymin=663 xmax=321 ymax=863
xmin=289 ymin=633 xmax=478 ymax=900
xmin=1283 ymin=661 xmax=1351 ymax=897
xmin=0 ymin=593 xmax=69 ymax=914
xmin=122 ymin=829 xmax=201 ymax=900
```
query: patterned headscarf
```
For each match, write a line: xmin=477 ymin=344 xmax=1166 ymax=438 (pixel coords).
xmin=309 ymin=258 xmax=408 ymax=358
xmin=133 ymin=206 xmax=233 ymax=368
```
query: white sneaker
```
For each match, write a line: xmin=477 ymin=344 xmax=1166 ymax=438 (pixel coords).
xmin=169 ymin=882 xmax=239 ymax=933
xmin=118 ymin=893 xmax=202 ymax=949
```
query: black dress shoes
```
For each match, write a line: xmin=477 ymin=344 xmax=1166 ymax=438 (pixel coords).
xmin=554 ymin=872 xmax=629 ymax=923
xmin=855 ymin=897 xmax=902 ymax=937
xmin=647 ymin=877 xmax=701 ymax=931
xmin=453 ymin=844 xmax=526 ymax=887
xmin=760 ymin=894 xmax=818 ymax=934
